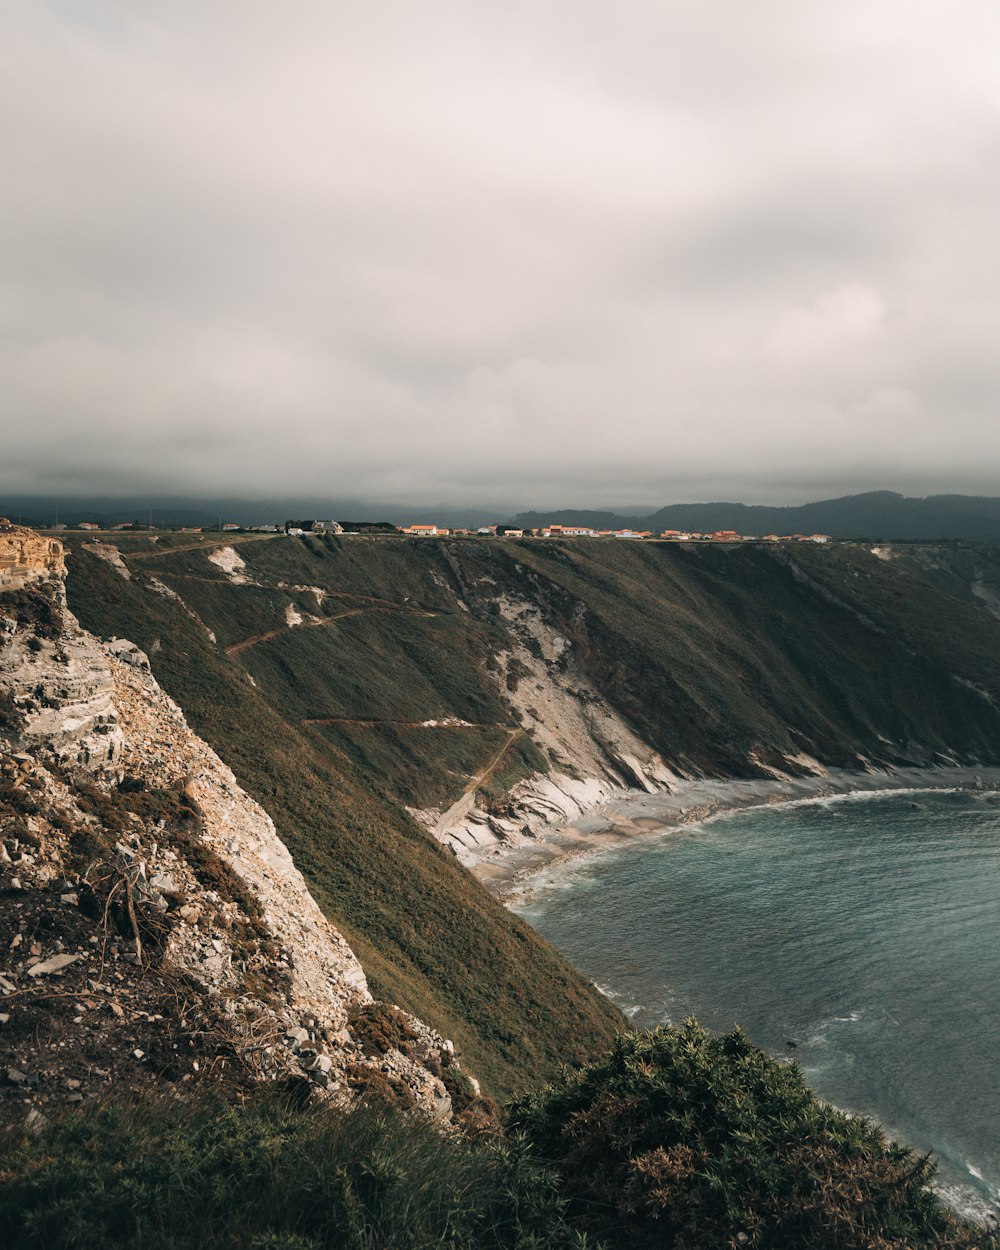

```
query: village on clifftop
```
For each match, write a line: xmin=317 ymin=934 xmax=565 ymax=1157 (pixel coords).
xmin=27 ymin=517 xmax=834 ymax=544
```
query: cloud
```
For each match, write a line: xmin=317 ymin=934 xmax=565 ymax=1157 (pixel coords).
xmin=2 ymin=1 xmax=1000 ymax=507
xmin=767 ymin=283 xmax=886 ymax=365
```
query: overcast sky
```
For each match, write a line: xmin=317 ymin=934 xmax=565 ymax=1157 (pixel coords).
xmin=3 ymin=2 xmax=1000 ymax=508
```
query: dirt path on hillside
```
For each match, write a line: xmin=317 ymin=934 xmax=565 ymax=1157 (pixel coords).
xmin=302 ymin=717 xmax=505 ymax=730
xmin=225 ymin=602 xmax=440 ymax=658
xmin=153 ymin=577 xmax=440 ymax=618
xmin=131 ymin=569 xmax=444 ymax=619
xmin=225 ymin=609 xmax=367 ymax=656
xmin=127 ymin=534 xmax=277 ymax=560
xmin=317 ymin=590 xmax=446 ymax=613
xmin=435 ymin=729 xmax=523 ymax=841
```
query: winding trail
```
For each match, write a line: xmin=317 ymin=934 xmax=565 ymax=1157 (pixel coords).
xmin=127 ymin=534 xmax=277 ymax=560
xmin=435 ymin=728 xmax=524 ymax=840
xmin=158 ymin=577 xmax=440 ymax=618
xmin=224 ymin=602 xmax=440 ymax=658
xmin=302 ymin=717 xmax=504 ymax=730
xmin=224 ymin=609 xmax=366 ymax=656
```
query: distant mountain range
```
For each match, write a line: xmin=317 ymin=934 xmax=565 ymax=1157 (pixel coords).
xmin=7 ymin=490 xmax=1000 ymax=541
xmin=513 ymin=492 xmax=1000 ymax=542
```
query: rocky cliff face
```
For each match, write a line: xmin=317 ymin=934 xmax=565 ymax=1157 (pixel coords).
xmin=411 ymin=536 xmax=1000 ymax=862
xmin=0 ymin=543 xmax=471 ymax=1124
xmin=419 ymin=586 xmax=682 ymax=863
xmin=0 ymin=518 xmax=65 ymax=590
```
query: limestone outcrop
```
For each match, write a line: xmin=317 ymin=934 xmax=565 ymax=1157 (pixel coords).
xmin=0 ymin=519 xmax=65 ymax=589
xmin=0 ymin=561 xmax=466 ymax=1123
xmin=422 ymin=589 xmax=677 ymax=864
xmin=0 ymin=585 xmax=124 ymax=770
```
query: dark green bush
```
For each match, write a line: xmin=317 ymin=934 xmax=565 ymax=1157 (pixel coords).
xmin=508 ymin=1022 xmax=996 ymax=1250
xmin=1 ymin=1029 xmax=996 ymax=1250
xmin=0 ymin=688 xmax=24 ymax=734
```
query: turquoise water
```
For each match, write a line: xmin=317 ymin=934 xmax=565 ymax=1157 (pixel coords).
xmin=513 ymin=789 xmax=1000 ymax=1216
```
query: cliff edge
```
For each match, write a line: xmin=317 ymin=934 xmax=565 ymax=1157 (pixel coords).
xmin=0 ymin=531 xmax=471 ymax=1124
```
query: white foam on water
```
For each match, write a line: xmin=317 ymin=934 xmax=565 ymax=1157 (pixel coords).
xmin=932 ymin=1177 xmax=997 ymax=1224
xmin=592 ymin=981 xmax=647 ymax=1019
xmin=634 ymin=784 xmax=971 ymax=849
xmin=754 ymin=785 xmax=964 ymax=816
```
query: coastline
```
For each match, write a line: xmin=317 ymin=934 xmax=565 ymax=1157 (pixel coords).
xmin=470 ymin=765 xmax=1000 ymax=903
xmin=491 ymin=766 xmax=1000 ymax=1225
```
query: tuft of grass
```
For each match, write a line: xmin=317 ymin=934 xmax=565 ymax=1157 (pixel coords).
xmin=0 ymin=687 xmax=25 ymax=734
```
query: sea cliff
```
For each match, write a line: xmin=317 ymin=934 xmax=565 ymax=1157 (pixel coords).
xmin=0 ymin=529 xmax=468 ymax=1120
xmin=54 ymin=529 xmax=1000 ymax=1093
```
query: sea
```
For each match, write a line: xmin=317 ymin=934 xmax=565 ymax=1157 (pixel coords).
xmin=512 ymin=787 xmax=1000 ymax=1218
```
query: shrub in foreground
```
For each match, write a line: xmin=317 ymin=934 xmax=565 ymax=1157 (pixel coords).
xmin=0 ymin=1092 xmax=590 ymax=1250
xmin=2 ymin=1025 xmax=996 ymax=1250
xmin=508 ymin=1021 xmax=996 ymax=1250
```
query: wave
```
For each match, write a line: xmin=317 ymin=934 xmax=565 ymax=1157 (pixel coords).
xmin=644 ymin=784 xmax=975 ymax=845
xmin=739 ymin=785 xmax=966 ymax=816
xmin=592 ymin=981 xmax=648 ymax=1020
xmin=932 ymin=1171 xmax=999 ymax=1224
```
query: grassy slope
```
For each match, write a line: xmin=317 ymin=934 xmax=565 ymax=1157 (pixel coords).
xmin=447 ymin=538 xmax=1000 ymax=773
xmin=63 ymin=534 xmax=1000 ymax=1094
xmin=64 ymin=537 xmax=621 ymax=1099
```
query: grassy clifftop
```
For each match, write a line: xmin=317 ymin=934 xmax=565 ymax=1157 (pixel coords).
xmin=62 ymin=534 xmax=1000 ymax=1094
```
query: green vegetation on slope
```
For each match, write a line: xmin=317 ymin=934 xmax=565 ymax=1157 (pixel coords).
xmin=308 ymin=721 xmax=513 ymax=809
xmin=0 ymin=1094 xmax=585 ymax=1250
xmin=509 ymin=1022 xmax=995 ymax=1250
xmin=445 ymin=538 xmax=1000 ymax=773
xmin=3 ymin=1029 xmax=992 ymax=1250
xmin=63 ymin=539 xmax=620 ymax=1098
